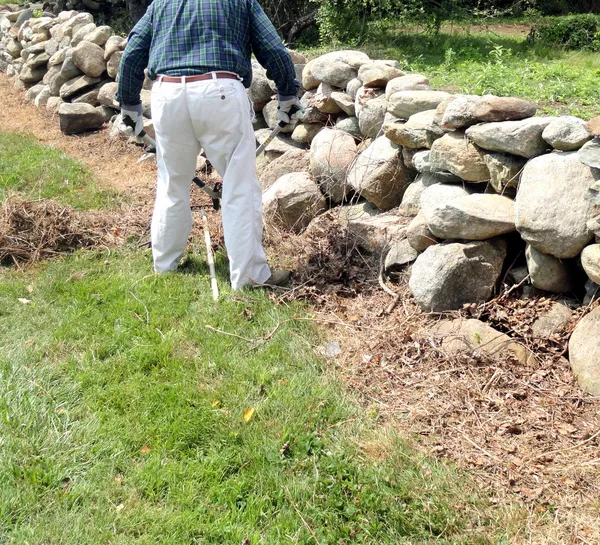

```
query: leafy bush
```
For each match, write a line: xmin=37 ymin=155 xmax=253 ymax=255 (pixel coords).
xmin=528 ymin=14 xmax=600 ymax=50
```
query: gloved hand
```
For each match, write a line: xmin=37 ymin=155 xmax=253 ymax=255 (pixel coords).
xmin=119 ymin=104 xmax=144 ymax=137
xmin=276 ymin=95 xmax=302 ymax=125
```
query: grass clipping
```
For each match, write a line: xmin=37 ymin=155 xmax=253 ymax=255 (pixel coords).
xmin=0 ymin=197 xmax=113 ymax=265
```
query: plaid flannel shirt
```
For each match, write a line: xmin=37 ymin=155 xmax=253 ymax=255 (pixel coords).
xmin=116 ymin=0 xmax=298 ymax=107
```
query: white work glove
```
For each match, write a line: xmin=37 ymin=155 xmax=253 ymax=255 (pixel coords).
xmin=119 ymin=104 xmax=144 ymax=137
xmin=276 ymin=95 xmax=302 ymax=125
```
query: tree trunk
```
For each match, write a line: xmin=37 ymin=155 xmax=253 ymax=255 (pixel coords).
xmin=285 ymin=9 xmax=318 ymax=46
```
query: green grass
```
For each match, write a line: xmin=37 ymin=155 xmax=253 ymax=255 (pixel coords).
xmin=0 ymin=249 xmax=503 ymax=544
xmin=301 ymin=20 xmax=600 ymax=118
xmin=0 ymin=132 xmax=510 ymax=543
xmin=0 ymin=130 xmax=122 ymax=210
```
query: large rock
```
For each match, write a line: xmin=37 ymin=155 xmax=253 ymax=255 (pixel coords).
xmin=385 ymin=239 xmax=418 ymax=271
xmin=357 ymin=94 xmax=388 ymax=138
xmin=314 ymin=83 xmax=344 ymax=114
xmin=97 ymin=81 xmax=119 ymax=108
xmin=344 ymin=213 xmax=406 ymax=253
xmin=347 ymin=136 xmax=414 ymax=211
xmin=84 ymin=25 xmax=112 ymax=46
xmin=71 ymin=41 xmax=106 ymax=78
xmin=262 ymin=173 xmax=326 ymax=233
xmin=305 ymin=50 xmax=370 ymax=89
xmin=259 ymin=149 xmax=310 ymax=190
xmin=578 ymin=138 xmax=600 ymax=169
xmin=531 ymin=302 xmax=572 ymax=339
xmin=430 ymin=319 xmax=534 ymax=365
xmin=409 ymin=239 xmax=507 ymax=311
xmin=569 ymin=307 xmax=600 ymax=395
xmin=291 ymin=123 xmax=322 ymax=144
xmin=515 ymin=152 xmax=598 ymax=258
xmin=249 ymin=61 xmax=274 ymax=105
xmin=442 ymin=95 xmax=537 ymax=130
xmin=106 ymin=50 xmax=122 ymax=79
xmin=388 ymin=90 xmax=450 ymax=120
xmin=59 ymin=74 xmax=102 ymax=100
xmin=309 ymin=128 xmax=357 ymax=203
xmin=483 ymin=152 xmax=526 ymax=195
xmin=525 ymin=244 xmax=575 ymax=293
xmin=255 ymin=128 xmax=302 ymax=161
xmin=330 ymin=91 xmax=355 ymax=116
xmin=297 ymin=91 xmax=328 ymax=124
xmin=385 ymin=109 xmax=443 ymax=149
xmin=263 ymin=100 xmax=296 ymax=133
xmin=466 ymin=118 xmax=555 ymax=158
xmin=581 ymin=244 xmax=600 ymax=284
xmin=420 ymin=183 xmax=470 ymax=222
xmin=385 ymin=74 xmax=430 ymax=96
xmin=542 ymin=116 xmax=592 ymax=151
xmin=19 ymin=65 xmax=46 ymax=84
xmin=104 ymin=35 xmax=126 ymax=60
xmin=426 ymin=194 xmax=515 ymax=240
xmin=355 ymin=86 xmax=384 ymax=118
xmin=429 ymin=132 xmax=490 ymax=182
xmin=58 ymin=102 xmax=105 ymax=135
xmin=60 ymin=57 xmax=83 ymax=80
xmin=407 ymin=211 xmax=439 ymax=251
xmin=71 ymin=22 xmax=96 ymax=46
xmin=335 ymin=116 xmax=362 ymax=138
xmin=358 ymin=60 xmax=404 ymax=88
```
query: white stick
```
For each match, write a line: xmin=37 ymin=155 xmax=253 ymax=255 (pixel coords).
xmin=201 ymin=211 xmax=219 ymax=301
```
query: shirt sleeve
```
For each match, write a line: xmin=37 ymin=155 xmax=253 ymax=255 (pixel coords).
xmin=116 ymin=5 xmax=154 ymax=108
xmin=248 ymin=0 xmax=299 ymax=98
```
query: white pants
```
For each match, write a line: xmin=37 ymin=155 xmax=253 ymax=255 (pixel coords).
xmin=150 ymin=75 xmax=271 ymax=289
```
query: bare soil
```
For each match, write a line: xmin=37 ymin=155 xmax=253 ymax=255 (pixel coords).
xmin=2 ymin=73 xmax=600 ymax=544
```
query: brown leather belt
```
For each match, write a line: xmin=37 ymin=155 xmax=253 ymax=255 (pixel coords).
xmin=156 ymin=72 xmax=239 ymax=83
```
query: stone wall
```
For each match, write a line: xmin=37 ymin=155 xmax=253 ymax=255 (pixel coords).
xmin=1 ymin=9 xmax=600 ymax=371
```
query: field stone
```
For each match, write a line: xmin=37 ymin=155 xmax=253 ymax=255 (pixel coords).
xmin=263 ymin=100 xmax=296 ymax=133
xmin=429 ymin=132 xmax=490 ymax=182
xmin=525 ymin=244 xmax=575 ymax=293
xmin=262 ymin=172 xmax=326 ymax=233
xmin=399 ymin=172 xmax=443 ymax=216
xmin=330 ymin=91 xmax=355 ymax=116
xmin=34 ymin=85 xmax=51 ymax=107
xmin=466 ymin=117 xmax=555 ymax=159
xmin=409 ymin=239 xmax=507 ymax=311
xmin=412 ymin=150 xmax=432 ymax=173
xmin=585 ymin=117 xmax=600 ymax=137
xmin=347 ymin=136 xmax=414 ymax=211
xmin=259 ymin=148 xmax=310 ymax=190
xmin=357 ymin=94 xmax=388 ymax=138
xmin=291 ymin=123 xmax=322 ymax=144
xmin=407 ymin=211 xmax=439 ymax=251
xmin=26 ymin=52 xmax=49 ymax=68
xmin=426 ymin=194 xmax=515 ymax=240
xmin=420 ymin=182 xmax=470 ymax=223
xmin=515 ymin=151 xmax=598 ymax=258
xmin=578 ymin=138 xmax=600 ymax=169
xmin=255 ymin=128 xmax=302 ymax=161
xmin=569 ymin=307 xmax=600 ymax=395
xmin=19 ymin=65 xmax=46 ymax=84
xmin=346 ymin=77 xmax=362 ymax=99
xmin=310 ymin=128 xmax=357 ymax=203
xmin=581 ymin=244 xmax=600 ymax=284
xmin=104 ymin=35 xmax=126 ymax=60
xmin=44 ymin=38 xmax=59 ymax=57
xmin=358 ymin=60 xmax=404 ymax=88
xmin=335 ymin=116 xmax=361 ymax=138
xmin=249 ymin=61 xmax=274 ymax=104
xmin=97 ymin=81 xmax=119 ymax=108
xmin=107 ymin=50 xmax=122 ymax=79
xmin=355 ymin=86 xmax=384 ymax=118
xmin=297 ymin=91 xmax=328 ymax=124
xmin=71 ymin=41 xmax=106 ymax=78
xmin=345 ymin=213 xmax=406 ymax=253
xmin=84 ymin=25 xmax=112 ymax=46
xmin=584 ymin=279 xmax=600 ymax=305
xmin=388 ymin=90 xmax=450 ymax=120
xmin=25 ymin=84 xmax=45 ymax=103
xmin=58 ymin=102 xmax=104 ymax=134
xmin=46 ymin=96 xmax=64 ymax=113
xmin=307 ymin=50 xmax=371 ymax=89
xmin=314 ymin=83 xmax=344 ymax=114
xmin=542 ymin=116 xmax=592 ymax=151
xmin=483 ymin=152 xmax=526 ymax=195
xmin=72 ymin=85 xmax=102 ymax=106
xmin=471 ymin=95 xmax=537 ymax=124
xmin=60 ymin=57 xmax=83 ymax=80
xmin=385 ymin=239 xmax=418 ymax=272
xmin=71 ymin=22 xmax=96 ymax=46
xmin=385 ymin=74 xmax=430 ymax=97
xmin=387 ymin=109 xmax=443 ymax=149
xmin=429 ymin=319 xmax=534 ymax=365
xmin=531 ymin=302 xmax=572 ymax=339
xmin=60 ymin=74 xmax=101 ymax=99
xmin=439 ymin=95 xmax=480 ymax=130
xmin=402 ymin=148 xmax=419 ymax=170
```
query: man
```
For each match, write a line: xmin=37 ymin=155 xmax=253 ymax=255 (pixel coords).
xmin=116 ymin=0 xmax=301 ymax=289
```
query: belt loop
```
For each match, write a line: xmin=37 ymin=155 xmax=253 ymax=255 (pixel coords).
xmin=211 ymin=71 xmax=217 ymax=80
xmin=157 ymin=75 xmax=163 ymax=88
xmin=182 ymin=75 xmax=187 ymax=88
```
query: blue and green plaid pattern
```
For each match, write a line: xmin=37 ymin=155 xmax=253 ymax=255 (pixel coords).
xmin=117 ymin=0 xmax=298 ymax=107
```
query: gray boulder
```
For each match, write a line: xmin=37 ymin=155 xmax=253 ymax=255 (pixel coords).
xmin=515 ymin=151 xmax=598 ymax=258
xmin=581 ymin=244 xmax=600 ymax=284
xmin=249 ymin=61 xmax=274 ymax=105
xmin=357 ymin=94 xmax=388 ymax=138
xmin=259 ymin=149 xmax=310 ymax=190
xmin=388 ymin=90 xmax=450 ymax=120
xmin=106 ymin=50 xmax=122 ymax=79
xmin=58 ymin=102 xmax=105 ymax=134
xmin=569 ymin=307 xmax=600 ymax=395
xmin=297 ymin=91 xmax=328 ymax=124
xmin=483 ymin=152 xmax=526 ymax=195
xmin=104 ymin=35 xmax=126 ymax=60
xmin=97 ymin=81 xmax=119 ymax=108
xmin=344 ymin=213 xmax=406 ymax=253
xmin=385 ymin=109 xmax=443 ymax=149
xmin=385 ymin=74 xmax=430 ymax=96
xmin=305 ymin=50 xmax=370 ymax=89
xmin=578 ymin=138 xmax=600 ymax=169
xmin=427 ymin=194 xmax=515 ymax=240
xmin=430 ymin=132 xmax=490 ymax=182
xmin=19 ymin=65 xmax=46 ymax=84
xmin=335 ymin=116 xmax=362 ymax=138
xmin=420 ymin=182 xmax=470 ymax=223
xmin=385 ymin=239 xmax=418 ymax=272
xmin=525 ymin=244 xmax=575 ymax=293
xmin=409 ymin=239 xmax=507 ymax=311
xmin=358 ymin=60 xmax=404 ymax=88
xmin=330 ymin=91 xmax=355 ymax=116
xmin=84 ymin=25 xmax=112 ymax=46
xmin=291 ymin=123 xmax=322 ymax=144
xmin=60 ymin=57 xmax=83 ymax=80
xmin=542 ymin=116 xmax=592 ymax=151
xmin=406 ymin=211 xmax=439 ymax=251
xmin=466 ymin=117 xmax=555 ymax=158
xmin=347 ymin=136 xmax=414 ymax=210
xmin=263 ymin=100 xmax=296 ymax=133
xmin=310 ymin=128 xmax=357 ymax=203
xmin=71 ymin=41 xmax=106 ymax=78
xmin=531 ymin=302 xmax=572 ymax=339
xmin=59 ymin=74 xmax=101 ymax=100
xmin=262 ymin=173 xmax=326 ymax=233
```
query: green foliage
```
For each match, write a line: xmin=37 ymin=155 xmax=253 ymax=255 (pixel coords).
xmin=0 ymin=131 xmax=122 ymax=210
xmin=0 ymin=245 xmax=504 ymax=544
xmin=528 ymin=14 xmax=600 ymax=50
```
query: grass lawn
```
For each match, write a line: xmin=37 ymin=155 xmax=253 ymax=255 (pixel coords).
xmin=0 ymin=134 xmax=510 ymax=543
xmin=301 ymin=19 xmax=600 ymax=118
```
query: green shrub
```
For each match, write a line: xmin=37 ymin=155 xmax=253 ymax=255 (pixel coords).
xmin=528 ymin=14 xmax=600 ymax=50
